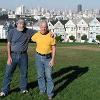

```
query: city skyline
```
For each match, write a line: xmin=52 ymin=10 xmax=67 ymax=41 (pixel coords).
xmin=0 ymin=0 xmax=100 ymax=10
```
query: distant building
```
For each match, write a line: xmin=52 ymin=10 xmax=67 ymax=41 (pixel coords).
xmin=77 ymin=4 xmax=82 ymax=13
xmin=0 ymin=20 xmax=15 ymax=39
xmin=15 ymin=5 xmax=26 ymax=15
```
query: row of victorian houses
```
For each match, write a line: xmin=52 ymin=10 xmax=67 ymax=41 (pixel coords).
xmin=0 ymin=17 xmax=100 ymax=43
xmin=48 ymin=17 xmax=100 ymax=43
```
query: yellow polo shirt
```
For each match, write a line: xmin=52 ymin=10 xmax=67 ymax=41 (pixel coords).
xmin=31 ymin=31 xmax=56 ymax=54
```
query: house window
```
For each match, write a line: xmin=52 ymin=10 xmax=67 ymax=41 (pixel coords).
xmin=90 ymin=26 xmax=93 ymax=30
xmin=71 ymin=27 xmax=73 ymax=31
xmin=96 ymin=26 xmax=99 ymax=30
xmin=58 ymin=23 xmax=61 ymax=26
xmin=83 ymin=27 xmax=85 ymax=31
xmin=79 ymin=27 xmax=81 ymax=30
xmin=78 ymin=33 xmax=81 ymax=38
xmin=90 ymin=32 xmax=93 ymax=34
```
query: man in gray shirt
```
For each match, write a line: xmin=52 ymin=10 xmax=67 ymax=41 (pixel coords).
xmin=0 ymin=19 xmax=35 ymax=96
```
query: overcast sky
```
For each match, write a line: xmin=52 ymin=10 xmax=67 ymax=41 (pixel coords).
xmin=0 ymin=0 xmax=100 ymax=10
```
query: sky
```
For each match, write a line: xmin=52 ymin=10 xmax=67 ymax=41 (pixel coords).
xmin=0 ymin=0 xmax=100 ymax=10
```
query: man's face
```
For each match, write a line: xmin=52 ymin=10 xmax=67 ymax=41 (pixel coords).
xmin=40 ymin=23 xmax=48 ymax=34
xmin=17 ymin=20 xmax=25 ymax=31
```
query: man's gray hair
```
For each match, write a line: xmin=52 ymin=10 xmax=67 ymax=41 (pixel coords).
xmin=16 ymin=18 xmax=26 ymax=25
xmin=39 ymin=20 xmax=48 ymax=28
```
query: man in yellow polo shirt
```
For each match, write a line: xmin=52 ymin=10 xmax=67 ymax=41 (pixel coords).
xmin=31 ymin=20 xmax=56 ymax=100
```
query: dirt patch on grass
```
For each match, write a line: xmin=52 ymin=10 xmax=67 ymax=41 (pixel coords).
xmin=0 ymin=45 xmax=100 ymax=52
xmin=58 ymin=45 xmax=100 ymax=52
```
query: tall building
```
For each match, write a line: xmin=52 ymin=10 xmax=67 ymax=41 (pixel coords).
xmin=77 ymin=4 xmax=82 ymax=13
xmin=15 ymin=5 xmax=26 ymax=15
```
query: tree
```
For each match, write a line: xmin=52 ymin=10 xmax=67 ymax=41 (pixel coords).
xmin=40 ymin=17 xmax=47 ymax=20
xmin=0 ymin=14 xmax=8 ymax=20
xmin=69 ymin=35 xmax=75 ymax=42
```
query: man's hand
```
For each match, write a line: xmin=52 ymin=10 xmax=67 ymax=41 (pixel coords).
xmin=7 ymin=56 xmax=12 ymax=65
xmin=7 ymin=42 xmax=12 ymax=65
xmin=49 ymin=32 xmax=55 ymax=38
xmin=49 ymin=59 xmax=55 ymax=67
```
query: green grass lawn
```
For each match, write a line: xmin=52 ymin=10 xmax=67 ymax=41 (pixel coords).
xmin=0 ymin=43 xmax=100 ymax=100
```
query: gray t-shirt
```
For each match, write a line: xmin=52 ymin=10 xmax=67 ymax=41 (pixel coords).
xmin=7 ymin=28 xmax=35 ymax=52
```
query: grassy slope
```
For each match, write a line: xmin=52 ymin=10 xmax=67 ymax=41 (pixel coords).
xmin=0 ymin=43 xmax=100 ymax=100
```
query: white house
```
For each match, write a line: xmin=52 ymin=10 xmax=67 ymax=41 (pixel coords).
xmin=65 ymin=19 xmax=77 ymax=42
xmin=0 ymin=21 xmax=7 ymax=39
xmin=53 ymin=20 xmax=68 ymax=40
xmin=89 ymin=17 xmax=100 ymax=43
xmin=76 ymin=18 xmax=90 ymax=42
xmin=0 ymin=25 xmax=7 ymax=39
xmin=32 ymin=22 xmax=40 ymax=31
xmin=48 ymin=20 xmax=56 ymax=33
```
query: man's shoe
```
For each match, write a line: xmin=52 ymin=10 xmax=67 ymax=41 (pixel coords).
xmin=39 ymin=91 xmax=45 ymax=95
xmin=0 ymin=92 xmax=5 ymax=97
xmin=21 ymin=90 xmax=28 ymax=94
xmin=48 ymin=96 xmax=52 ymax=100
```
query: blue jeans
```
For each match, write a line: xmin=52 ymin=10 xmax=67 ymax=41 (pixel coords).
xmin=2 ymin=52 xmax=28 ymax=94
xmin=35 ymin=53 xmax=54 ymax=97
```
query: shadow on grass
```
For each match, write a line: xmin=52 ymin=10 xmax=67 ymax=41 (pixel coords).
xmin=53 ymin=66 xmax=89 ymax=97
xmin=9 ymin=80 xmax=38 ymax=94
xmin=10 ymin=66 xmax=89 ymax=97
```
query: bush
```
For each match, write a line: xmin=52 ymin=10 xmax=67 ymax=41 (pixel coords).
xmin=81 ymin=35 xmax=87 ymax=40
xmin=55 ymin=35 xmax=63 ymax=42
xmin=69 ymin=35 xmax=75 ymax=42
xmin=81 ymin=35 xmax=88 ymax=42
xmin=0 ymin=39 xmax=7 ymax=43
xmin=92 ymin=39 xmax=96 ymax=43
xmin=96 ymin=35 xmax=100 ymax=41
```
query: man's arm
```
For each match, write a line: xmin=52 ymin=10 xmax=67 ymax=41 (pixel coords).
xmin=7 ymin=42 xmax=12 ymax=65
xmin=30 ymin=29 xmax=37 ymax=38
xmin=49 ymin=45 xmax=56 ymax=67
xmin=49 ymin=31 xmax=55 ymax=38
xmin=51 ymin=45 xmax=56 ymax=61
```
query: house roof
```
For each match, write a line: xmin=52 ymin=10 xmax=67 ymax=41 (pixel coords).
xmin=82 ymin=17 xmax=93 ymax=24
xmin=96 ymin=18 xmax=100 ymax=22
xmin=71 ymin=18 xmax=80 ymax=24
xmin=72 ymin=17 xmax=93 ymax=25
xmin=60 ymin=20 xmax=69 ymax=25
xmin=49 ymin=19 xmax=68 ymax=26
xmin=50 ymin=20 xmax=58 ymax=26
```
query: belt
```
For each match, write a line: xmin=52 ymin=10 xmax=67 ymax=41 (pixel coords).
xmin=11 ymin=51 xmax=27 ymax=54
xmin=36 ymin=52 xmax=51 ymax=56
